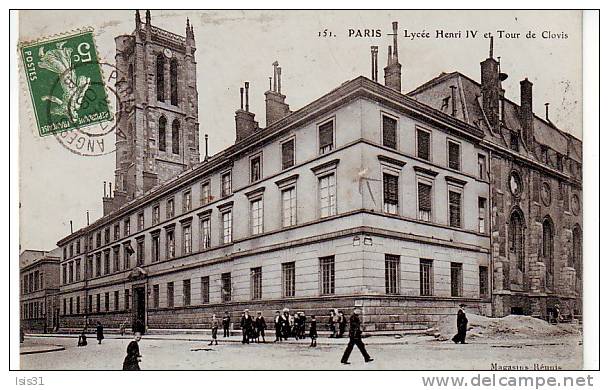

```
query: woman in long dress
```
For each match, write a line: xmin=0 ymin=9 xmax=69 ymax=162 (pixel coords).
xmin=122 ymin=332 xmax=143 ymax=370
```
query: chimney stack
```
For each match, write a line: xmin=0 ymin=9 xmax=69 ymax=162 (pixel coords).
xmin=103 ymin=181 xmax=107 ymax=197
xmin=204 ymin=134 xmax=209 ymax=161
xmin=384 ymin=22 xmax=402 ymax=92
xmin=545 ymin=102 xmax=550 ymax=121
xmin=264 ymin=61 xmax=291 ymax=126
xmin=480 ymin=37 xmax=501 ymax=132
xmin=519 ymin=78 xmax=534 ymax=149
xmin=70 ymin=220 xmax=73 ymax=234
xmin=109 ymin=182 xmax=112 ymax=197
xmin=371 ymin=46 xmax=379 ymax=82
xmin=235 ymin=82 xmax=259 ymax=142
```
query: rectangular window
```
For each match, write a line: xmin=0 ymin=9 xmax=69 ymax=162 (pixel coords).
xmin=166 ymin=229 xmax=175 ymax=259
xmin=478 ymin=154 xmax=487 ymax=180
xmin=167 ymin=282 xmax=174 ymax=308
xmin=69 ymin=297 xmax=73 ymax=315
xmin=510 ymin=131 xmax=519 ymax=152
xmin=318 ymin=120 xmax=334 ymax=154
xmin=96 ymin=232 xmax=102 ymax=247
xmin=383 ymin=173 xmax=399 ymax=214
xmin=136 ymin=239 xmax=144 ymax=266
xmin=62 ymin=264 xmax=67 ymax=284
xmin=479 ymin=266 xmax=489 ymax=298
xmin=282 ymin=262 xmax=295 ymax=298
xmin=102 ymin=251 xmax=109 ymax=275
xmin=167 ymin=198 xmax=175 ymax=218
xmin=320 ymin=256 xmax=335 ymax=295
xmin=88 ymin=235 xmax=93 ymax=251
xmin=221 ymin=272 xmax=232 ymax=302
xmin=151 ymin=234 xmax=160 ymax=262
xmin=152 ymin=285 xmax=159 ymax=308
xmin=450 ymin=262 xmax=463 ymax=297
xmin=478 ymin=197 xmax=487 ymax=234
xmin=222 ymin=210 xmax=232 ymax=244
xmin=250 ymin=155 xmax=262 ymax=182
xmin=385 ymin=254 xmax=400 ymax=294
xmin=152 ymin=205 xmax=160 ymax=225
xmin=382 ymin=115 xmax=397 ymax=149
xmin=281 ymin=139 xmax=295 ymax=170
xmin=200 ymin=217 xmax=211 ymax=249
xmin=63 ymin=298 xmax=66 ymax=315
xmin=96 ymin=293 xmax=101 ymax=312
xmin=183 ymin=190 xmax=192 ymax=212
xmin=281 ymin=187 xmax=297 ymax=227
xmin=104 ymin=228 xmax=110 ymax=244
xmin=201 ymin=181 xmax=211 ymax=205
xmin=250 ymin=198 xmax=263 ymax=235
xmin=75 ymin=260 xmax=81 ymax=281
xmin=124 ymin=289 xmax=130 ymax=310
xmin=137 ymin=212 xmax=144 ymax=231
xmin=183 ymin=279 xmax=191 ymax=306
xmin=95 ymin=254 xmax=101 ymax=277
xmin=221 ymin=172 xmax=232 ymax=197
xmin=201 ymin=276 xmax=210 ymax=304
xmin=104 ymin=292 xmax=110 ymax=311
xmin=68 ymin=262 xmax=74 ymax=283
xmin=86 ymin=256 xmax=93 ymax=279
xmin=449 ymin=190 xmax=462 ymax=228
xmin=114 ymin=291 xmax=119 ymax=311
xmin=183 ymin=223 xmax=192 ymax=254
xmin=123 ymin=244 xmax=131 ymax=270
xmin=114 ymin=224 xmax=120 ymax=240
xmin=76 ymin=240 xmax=81 ymax=254
xmin=418 ymin=182 xmax=432 ymax=221
xmin=88 ymin=295 xmax=93 ymax=313
xmin=63 ymin=247 xmax=67 ymax=260
xmin=250 ymin=267 xmax=262 ymax=300
xmin=319 ymin=174 xmax=337 ymax=218
xmin=69 ymin=244 xmax=74 ymax=257
xmin=76 ymin=296 xmax=80 ymax=314
xmin=419 ymin=259 xmax=433 ymax=296
xmin=112 ymin=247 xmax=119 ymax=272
xmin=124 ymin=218 xmax=131 ymax=236
xmin=448 ymin=140 xmax=461 ymax=170
xmin=417 ymin=129 xmax=431 ymax=161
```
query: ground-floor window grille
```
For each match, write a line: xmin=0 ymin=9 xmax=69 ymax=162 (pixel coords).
xmin=221 ymin=272 xmax=232 ymax=302
xmin=320 ymin=256 xmax=335 ymax=295
xmin=450 ymin=262 xmax=463 ymax=297
xmin=250 ymin=267 xmax=262 ymax=300
xmin=183 ymin=279 xmax=191 ymax=306
xmin=479 ymin=266 xmax=489 ymax=298
xmin=282 ymin=262 xmax=295 ymax=297
xmin=152 ymin=285 xmax=159 ymax=308
xmin=167 ymin=282 xmax=174 ymax=308
xmin=201 ymin=276 xmax=210 ymax=304
xmin=385 ymin=254 xmax=400 ymax=294
xmin=419 ymin=259 xmax=433 ymax=296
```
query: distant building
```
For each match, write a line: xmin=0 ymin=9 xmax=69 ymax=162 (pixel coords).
xmin=55 ymin=13 xmax=582 ymax=333
xmin=20 ymin=249 xmax=61 ymax=332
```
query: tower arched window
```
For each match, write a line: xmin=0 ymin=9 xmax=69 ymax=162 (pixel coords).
xmin=170 ymin=59 xmax=178 ymax=106
xmin=172 ymin=120 xmax=180 ymax=155
xmin=158 ymin=116 xmax=167 ymax=152
xmin=572 ymin=225 xmax=582 ymax=279
xmin=509 ymin=210 xmax=525 ymax=272
xmin=542 ymin=217 xmax=554 ymax=288
xmin=128 ymin=63 xmax=135 ymax=88
xmin=156 ymin=54 xmax=165 ymax=102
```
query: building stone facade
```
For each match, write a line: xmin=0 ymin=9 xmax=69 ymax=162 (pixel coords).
xmin=20 ymin=249 xmax=61 ymax=332
xmin=55 ymin=14 xmax=582 ymax=334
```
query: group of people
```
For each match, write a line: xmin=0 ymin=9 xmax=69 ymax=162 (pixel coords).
xmin=273 ymin=308 xmax=311 ymax=342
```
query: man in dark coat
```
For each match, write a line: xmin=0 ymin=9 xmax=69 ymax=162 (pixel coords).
xmin=96 ymin=321 xmax=104 ymax=344
xmin=222 ymin=311 xmax=231 ymax=337
xmin=309 ymin=315 xmax=318 ymax=347
xmin=452 ymin=304 xmax=468 ymax=344
xmin=337 ymin=311 xmax=347 ymax=338
xmin=341 ymin=308 xmax=373 ymax=364
xmin=240 ymin=309 xmax=253 ymax=344
xmin=273 ymin=310 xmax=282 ymax=342
xmin=122 ymin=332 xmax=142 ymax=370
xmin=255 ymin=311 xmax=267 ymax=343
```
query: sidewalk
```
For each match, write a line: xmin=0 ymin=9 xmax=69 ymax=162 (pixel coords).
xmin=20 ymin=342 xmax=65 ymax=355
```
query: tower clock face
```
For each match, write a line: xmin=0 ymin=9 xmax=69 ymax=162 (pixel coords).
xmin=163 ymin=48 xmax=173 ymax=59
xmin=509 ymin=172 xmax=522 ymax=196
xmin=541 ymin=182 xmax=552 ymax=206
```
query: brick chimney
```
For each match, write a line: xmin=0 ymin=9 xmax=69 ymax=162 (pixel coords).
xmin=519 ymin=78 xmax=534 ymax=149
xmin=264 ymin=61 xmax=290 ymax=126
xmin=384 ymin=22 xmax=402 ymax=92
xmin=480 ymin=37 xmax=501 ymax=131
xmin=235 ymin=82 xmax=259 ymax=142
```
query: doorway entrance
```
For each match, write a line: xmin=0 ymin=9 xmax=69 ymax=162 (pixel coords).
xmin=133 ymin=286 xmax=146 ymax=334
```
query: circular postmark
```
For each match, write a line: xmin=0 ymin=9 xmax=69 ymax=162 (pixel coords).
xmin=46 ymin=61 xmax=131 ymax=156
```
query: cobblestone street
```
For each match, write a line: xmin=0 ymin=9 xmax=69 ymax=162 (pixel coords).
xmin=20 ymin=333 xmax=582 ymax=370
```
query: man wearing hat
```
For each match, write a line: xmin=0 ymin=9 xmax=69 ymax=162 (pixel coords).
xmin=340 ymin=308 xmax=373 ymax=365
xmin=452 ymin=304 xmax=468 ymax=344
xmin=240 ymin=309 xmax=253 ymax=344
xmin=222 ymin=311 xmax=231 ymax=338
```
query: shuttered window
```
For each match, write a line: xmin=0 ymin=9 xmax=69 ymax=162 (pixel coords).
xmin=449 ymin=190 xmax=462 ymax=228
xmin=418 ymin=182 xmax=432 ymax=221
xmin=383 ymin=173 xmax=398 ymax=214
xmin=319 ymin=121 xmax=334 ymax=154
xmin=417 ymin=129 xmax=431 ymax=161
xmin=382 ymin=115 xmax=397 ymax=149
xmin=448 ymin=140 xmax=461 ymax=170
xmin=281 ymin=139 xmax=295 ymax=170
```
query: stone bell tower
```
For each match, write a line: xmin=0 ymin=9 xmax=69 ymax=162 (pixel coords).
xmin=106 ymin=10 xmax=200 ymax=211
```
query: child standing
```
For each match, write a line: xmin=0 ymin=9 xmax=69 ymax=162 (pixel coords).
xmin=209 ymin=314 xmax=219 ymax=346
xmin=309 ymin=315 xmax=318 ymax=347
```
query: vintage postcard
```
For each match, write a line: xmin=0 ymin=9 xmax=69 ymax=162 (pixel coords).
xmin=15 ymin=9 xmax=590 ymax=372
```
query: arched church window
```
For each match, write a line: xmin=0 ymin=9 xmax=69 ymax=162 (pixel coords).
xmin=128 ymin=63 xmax=135 ymax=88
xmin=542 ymin=217 xmax=554 ymax=288
xmin=156 ymin=54 xmax=165 ymax=102
xmin=170 ymin=59 xmax=178 ymax=106
xmin=509 ymin=210 xmax=525 ymax=272
xmin=172 ymin=120 xmax=180 ymax=155
xmin=572 ymin=225 xmax=582 ymax=279
xmin=158 ymin=116 xmax=167 ymax=152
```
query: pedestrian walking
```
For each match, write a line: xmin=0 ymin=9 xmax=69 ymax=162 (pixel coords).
xmin=340 ymin=308 xmax=373 ymax=365
xmin=209 ymin=314 xmax=219 ymax=346
xmin=328 ymin=309 xmax=337 ymax=338
xmin=309 ymin=315 xmax=318 ymax=347
xmin=337 ymin=311 xmax=347 ymax=338
xmin=297 ymin=312 xmax=307 ymax=339
xmin=240 ymin=309 xmax=253 ymax=344
xmin=96 ymin=321 xmax=104 ymax=344
xmin=452 ymin=304 xmax=468 ymax=344
xmin=122 ymin=332 xmax=143 ymax=370
xmin=273 ymin=310 xmax=282 ymax=342
xmin=222 ymin=311 xmax=231 ymax=337
xmin=255 ymin=311 xmax=267 ymax=343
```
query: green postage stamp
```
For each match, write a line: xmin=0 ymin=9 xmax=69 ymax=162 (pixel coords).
xmin=20 ymin=29 xmax=112 ymax=137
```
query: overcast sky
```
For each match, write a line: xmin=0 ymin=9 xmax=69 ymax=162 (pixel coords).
xmin=18 ymin=10 xmax=582 ymax=251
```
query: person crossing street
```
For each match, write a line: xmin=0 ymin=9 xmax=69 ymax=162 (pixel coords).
xmin=340 ymin=308 xmax=373 ymax=365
